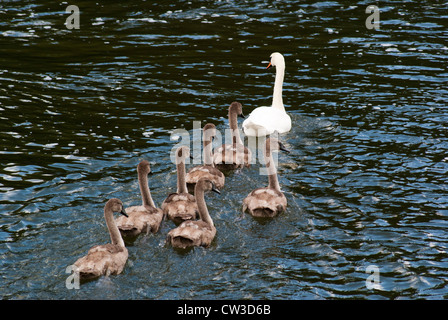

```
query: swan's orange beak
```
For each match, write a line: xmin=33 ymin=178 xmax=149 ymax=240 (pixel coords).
xmin=266 ymin=62 xmax=272 ymax=69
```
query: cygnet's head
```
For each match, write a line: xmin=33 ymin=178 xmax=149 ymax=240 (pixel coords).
xmin=229 ymin=101 xmax=245 ymax=118
xmin=203 ymin=123 xmax=216 ymax=141
xmin=195 ymin=178 xmax=221 ymax=194
xmin=106 ymin=198 xmax=128 ymax=217
xmin=176 ymin=146 xmax=190 ymax=163
xmin=137 ymin=160 xmax=151 ymax=175
xmin=267 ymin=52 xmax=285 ymax=69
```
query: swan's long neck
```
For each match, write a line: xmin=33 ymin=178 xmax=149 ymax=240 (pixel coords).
xmin=265 ymin=147 xmax=281 ymax=191
xmin=195 ymin=187 xmax=214 ymax=228
xmin=203 ymin=134 xmax=214 ymax=166
xmin=176 ymin=159 xmax=188 ymax=194
xmin=139 ymin=171 xmax=155 ymax=208
xmin=105 ymin=206 xmax=125 ymax=248
xmin=229 ymin=111 xmax=243 ymax=145
xmin=272 ymin=65 xmax=285 ymax=111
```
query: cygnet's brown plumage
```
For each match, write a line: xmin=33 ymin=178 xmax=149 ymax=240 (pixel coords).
xmin=213 ymin=102 xmax=252 ymax=171
xmin=73 ymin=198 xmax=128 ymax=281
xmin=185 ymin=123 xmax=225 ymax=190
xmin=166 ymin=178 xmax=220 ymax=249
xmin=242 ymin=138 xmax=289 ymax=218
xmin=162 ymin=146 xmax=198 ymax=225
xmin=115 ymin=160 xmax=164 ymax=237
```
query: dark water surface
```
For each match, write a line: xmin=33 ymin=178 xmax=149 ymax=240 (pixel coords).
xmin=1 ymin=0 xmax=447 ymax=299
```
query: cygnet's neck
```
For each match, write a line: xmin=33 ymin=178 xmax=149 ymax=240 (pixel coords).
xmin=229 ymin=110 xmax=243 ymax=145
xmin=264 ymin=147 xmax=281 ymax=191
xmin=176 ymin=158 xmax=188 ymax=194
xmin=195 ymin=186 xmax=214 ymax=228
xmin=203 ymin=132 xmax=214 ymax=166
xmin=105 ymin=206 xmax=125 ymax=248
xmin=139 ymin=171 xmax=156 ymax=208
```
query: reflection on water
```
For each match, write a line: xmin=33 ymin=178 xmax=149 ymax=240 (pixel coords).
xmin=0 ymin=0 xmax=447 ymax=299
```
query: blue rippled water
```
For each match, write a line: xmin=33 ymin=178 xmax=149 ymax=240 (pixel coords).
xmin=0 ymin=0 xmax=447 ymax=299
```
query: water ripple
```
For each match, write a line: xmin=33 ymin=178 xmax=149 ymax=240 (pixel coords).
xmin=0 ymin=0 xmax=447 ymax=300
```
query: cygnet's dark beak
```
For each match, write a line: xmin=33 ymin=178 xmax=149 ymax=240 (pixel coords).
xmin=211 ymin=182 xmax=221 ymax=194
xmin=279 ymin=142 xmax=290 ymax=153
xmin=239 ymin=112 xmax=246 ymax=119
xmin=120 ymin=208 xmax=129 ymax=218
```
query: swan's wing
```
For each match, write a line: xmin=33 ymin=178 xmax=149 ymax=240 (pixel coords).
xmin=168 ymin=223 xmax=202 ymax=242
xmin=162 ymin=193 xmax=198 ymax=220
xmin=116 ymin=206 xmax=163 ymax=234
xmin=236 ymin=144 xmax=252 ymax=165
xmin=74 ymin=245 xmax=128 ymax=279
xmin=213 ymin=144 xmax=251 ymax=166
xmin=242 ymin=107 xmax=291 ymax=136
xmin=115 ymin=206 xmax=145 ymax=232
xmin=87 ymin=243 xmax=125 ymax=255
xmin=167 ymin=221 xmax=215 ymax=247
xmin=212 ymin=144 xmax=229 ymax=164
xmin=162 ymin=192 xmax=178 ymax=206
xmin=185 ymin=165 xmax=225 ymax=188
xmin=138 ymin=207 xmax=164 ymax=233
xmin=243 ymin=188 xmax=287 ymax=214
xmin=242 ymin=118 xmax=272 ymax=136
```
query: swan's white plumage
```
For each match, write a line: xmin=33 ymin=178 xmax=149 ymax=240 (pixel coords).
xmin=242 ymin=52 xmax=292 ymax=137
xmin=242 ymin=106 xmax=291 ymax=137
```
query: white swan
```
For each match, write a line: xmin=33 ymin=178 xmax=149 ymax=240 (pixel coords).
xmin=242 ymin=52 xmax=292 ymax=137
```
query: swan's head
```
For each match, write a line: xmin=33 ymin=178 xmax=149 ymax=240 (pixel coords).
xmin=203 ymin=123 xmax=216 ymax=141
xmin=266 ymin=52 xmax=285 ymax=69
xmin=229 ymin=101 xmax=245 ymax=118
xmin=137 ymin=159 xmax=151 ymax=175
xmin=175 ymin=146 xmax=190 ymax=163
xmin=196 ymin=178 xmax=221 ymax=194
xmin=106 ymin=198 xmax=128 ymax=217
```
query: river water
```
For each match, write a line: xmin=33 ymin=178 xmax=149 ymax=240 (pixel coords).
xmin=0 ymin=0 xmax=447 ymax=299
